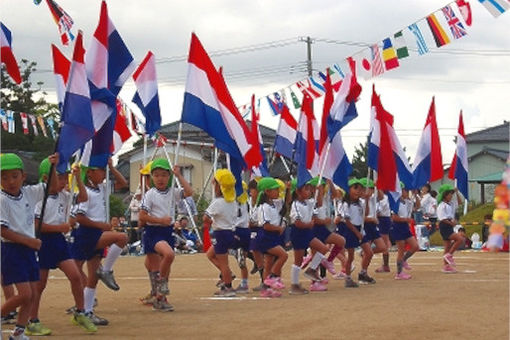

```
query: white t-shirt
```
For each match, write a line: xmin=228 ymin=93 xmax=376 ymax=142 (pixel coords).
xmin=1 ymin=183 xmax=45 ymax=240
xmin=437 ymin=201 xmax=455 ymax=221
xmin=206 ymin=197 xmax=236 ymax=231
xmin=258 ymin=202 xmax=281 ymax=228
xmin=361 ymin=195 xmax=377 ymax=219
xmin=141 ymin=187 xmax=183 ymax=226
xmin=249 ymin=205 xmax=260 ymax=226
xmin=290 ymin=199 xmax=314 ymax=224
xmin=342 ymin=201 xmax=363 ymax=226
xmin=234 ymin=202 xmax=249 ymax=229
xmin=395 ymin=199 xmax=413 ymax=219
xmin=75 ymin=184 xmax=107 ymax=223
xmin=420 ymin=193 xmax=437 ymax=218
xmin=314 ymin=204 xmax=329 ymax=220
xmin=376 ymin=194 xmax=391 ymax=217
xmin=34 ymin=191 xmax=71 ymax=225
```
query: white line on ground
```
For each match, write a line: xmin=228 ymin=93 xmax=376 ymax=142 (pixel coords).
xmin=199 ymin=296 xmax=271 ymax=301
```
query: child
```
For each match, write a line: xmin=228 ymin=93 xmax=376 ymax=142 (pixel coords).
xmin=288 ymin=179 xmax=330 ymax=294
xmin=375 ymin=190 xmax=392 ymax=273
xmin=391 ymin=184 xmax=419 ymax=280
xmin=204 ymin=169 xmax=237 ymax=297
xmin=257 ymin=177 xmax=289 ymax=298
xmin=27 ymin=159 xmax=96 ymax=335
xmin=139 ymin=158 xmax=193 ymax=311
xmin=437 ymin=184 xmax=464 ymax=273
xmin=71 ymin=159 xmax=128 ymax=325
xmin=233 ymin=181 xmax=251 ymax=293
xmin=247 ymin=179 xmax=265 ymax=291
xmin=1 ymin=153 xmax=58 ymax=340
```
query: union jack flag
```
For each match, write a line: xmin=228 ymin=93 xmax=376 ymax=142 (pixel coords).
xmin=442 ymin=5 xmax=467 ymax=39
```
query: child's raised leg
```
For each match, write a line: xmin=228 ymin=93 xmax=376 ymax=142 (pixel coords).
xmin=95 ymin=231 xmax=128 ymax=291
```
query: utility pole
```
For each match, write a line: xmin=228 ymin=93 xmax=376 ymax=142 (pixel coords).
xmin=299 ymin=36 xmax=314 ymax=77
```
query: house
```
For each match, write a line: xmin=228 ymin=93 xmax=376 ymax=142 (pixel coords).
xmin=117 ymin=121 xmax=284 ymax=199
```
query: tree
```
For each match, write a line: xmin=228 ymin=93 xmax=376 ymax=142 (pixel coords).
xmin=1 ymin=60 xmax=59 ymax=160
xmin=351 ymin=140 xmax=369 ymax=179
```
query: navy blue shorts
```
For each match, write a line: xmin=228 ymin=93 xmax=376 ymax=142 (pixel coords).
xmin=343 ymin=224 xmax=362 ymax=249
xmin=39 ymin=233 xmax=71 ymax=270
xmin=1 ymin=242 xmax=40 ymax=285
xmin=212 ymin=230 xmax=235 ymax=255
xmin=391 ymin=222 xmax=413 ymax=241
xmin=71 ymin=225 xmax=104 ymax=261
xmin=290 ymin=225 xmax=314 ymax=250
xmin=235 ymin=227 xmax=251 ymax=252
xmin=258 ymin=230 xmax=282 ymax=253
xmin=249 ymin=227 xmax=263 ymax=252
xmin=439 ymin=222 xmax=454 ymax=241
xmin=313 ymin=224 xmax=331 ymax=243
xmin=143 ymin=225 xmax=174 ymax=254
xmin=362 ymin=222 xmax=381 ymax=243
xmin=378 ymin=216 xmax=392 ymax=235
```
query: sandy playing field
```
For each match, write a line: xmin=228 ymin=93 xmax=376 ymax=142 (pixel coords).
xmin=1 ymin=250 xmax=508 ymax=340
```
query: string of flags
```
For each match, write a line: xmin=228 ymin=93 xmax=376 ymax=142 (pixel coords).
xmin=0 ymin=109 xmax=57 ymax=139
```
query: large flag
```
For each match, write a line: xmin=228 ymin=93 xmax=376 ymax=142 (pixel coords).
xmin=51 ymin=44 xmax=71 ymax=109
xmin=56 ymin=31 xmax=94 ymax=173
xmin=132 ymin=51 xmax=161 ymax=137
xmin=294 ymin=95 xmax=319 ymax=187
xmin=412 ymin=97 xmax=443 ymax=188
xmin=448 ymin=111 xmax=469 ymax=199
xmin=111 ymin=99 xmax=132 ymax=154
xmin=319 ymin=65 xmax=360 ymax=190
xmin=478 ymin=0 xmax=509 ymax=18
xmin=83 ymin=0 xmax=135 ymax=167
xmin=442 ymin=4 xmax=468 ymax=39
xmin=427 ymin=13 xmax=451 ymax=48
xmin=250 ymin=95 xmax=269 ymax=177
xmin=45 ymin=0 xmax=74 ymax=45
xmin=0 ymin=22 xmax=22 ymax=84
xmin=274 ymin=103 xmax=298 ymax=159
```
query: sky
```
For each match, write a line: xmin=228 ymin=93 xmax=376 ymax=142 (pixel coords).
xmin=2 ymin=0 xmax=509 ymax=165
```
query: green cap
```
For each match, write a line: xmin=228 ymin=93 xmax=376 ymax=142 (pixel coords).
xmin=437 ymin=183 xmax=455 ymax=203
xmin=1 ymin=153 xmax=23 ymax=171
xmin=257 ymin=177 xmax=280 ymax=192
xmin=348 ymin=178 xmax=361 ymax=187
xmin=290 ymin=178 xmax=298 ymax=194
xmin=307 ymin=176 xmax=326 ymax=187
xmin=39 ymin=157 xmax=50 ymax=182
xmin=359 ymin=177 xmax=375 ymax=188
xmin=151 ymin=158 xmax=170 ymax=172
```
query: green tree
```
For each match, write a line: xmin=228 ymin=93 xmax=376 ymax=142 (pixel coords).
xmin=351 ymin=140 xmax=369 ymax=179
xmin=110 ymin=195 xmax=127 ymax=219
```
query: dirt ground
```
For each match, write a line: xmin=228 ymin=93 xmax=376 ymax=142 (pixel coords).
xmin=1 ymin=250 xmax=508 ymax=340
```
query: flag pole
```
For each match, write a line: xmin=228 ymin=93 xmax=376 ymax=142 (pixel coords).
xmin=314 ymin=142 xmax=332 ymax=202
xmin=161 ymin=143 xmax=203 ymax=243
xmin=212 ymin=147 xmax=218 ymax=198
xmin=106 ymin=165 xmax=110 ymax=223
xmin=196 ymin=164 xmax=215 ymax=209
xmin=141 ymin=133 xmax=148 ymax=196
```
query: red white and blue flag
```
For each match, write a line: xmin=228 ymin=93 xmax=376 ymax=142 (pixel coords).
xmin=250 ymin=95 xmax=269 ymax=177
xmin=0 ymin=22 xmax=22 ymax=84
xmin=274 ymin=103 xmax=298 ymax=159
xmin=132 ymin=51 xmax=161 ymax=137
xmin=412 ymin=97 xmax=443 ymax=188
xmin=56 ymin=31 xmax=94 ymax=173
xmin=442 ymin=4 xmax=468 ymax=39
xmin=294 ymin=95 xmax=320 ymax=187
xmin=448 ymin=111 xmax=469 ymax=199
xmin=51 ymin=44 xmax=70 ymax=110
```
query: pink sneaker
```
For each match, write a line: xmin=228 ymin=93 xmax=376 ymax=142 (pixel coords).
xmin=276 ymin=277 xmax=286 ymax=289
xmin=375 ymin=265 xmax=391 ymax=273
xmin=321 ymin=259 xmax=337 ymax=275
xmin=260 ymin=288 xmax=282 ymax=298
xmin=443 ymin=253 xmax=456 ymax=266
xmin=301 ymin=254 xmax=312 ymax=269
xmin=310 ymin=281 xmax=328 ymax=291
xmin=264 ymin=277 xmax=284 ymax=290
xmin=402 ymin=261 xmax=412 ymax=271
xmin=320 ymin=277 xmax=329 ymax=285
xmin=442 ymin=265 xmax=457 ymax=274
xmin=394 ymin=272 xmax=412 ymax=280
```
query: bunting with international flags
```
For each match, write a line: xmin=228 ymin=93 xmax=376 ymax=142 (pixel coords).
xmin=45 ymin=0 xmax=75 ymax=46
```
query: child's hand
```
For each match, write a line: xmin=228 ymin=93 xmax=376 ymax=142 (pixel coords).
xmin=172 ymin=166 xmax=181 ymax=176
xmin=28 ymin=238 xmax=42 ymax=250
xmin=48 ymin=153 xmax=59 ymax=165
xmin=71 ymin=164 xmax=81 ymax=178
xmin=162 ymin=216 xmax=172 ymax=226
xmin=60 ymin=223 xmax=71 ymax=234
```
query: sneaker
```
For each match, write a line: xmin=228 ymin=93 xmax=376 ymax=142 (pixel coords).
xmin=394 ymin=271 xmax=412 ymax=280
xmin=85 ymin=312 xmax=109 ymax=326
xmin=157 ymin=277 xmax=170 ymax=295
xmin=289 ymin=284 xmax=309 ymax=295
xmin=321 ymin=259 xmax=337 ymax=275
xmin=8 ymin=333 xmax=30 ymax=340
xmin=333 ymin=271 xmax=348 ymax=280
xmin=402 ymin=261 xmax=412 ymax=271
xmin=320 ymin=277 xmax=329 ymax=285
xmin=303 ymin=268 xmax=321 ymax=282
xmin=263 ymin=276 xmax=285 ymax=290
xmin=1 ymin=311 xmax=17 ymax=325
xmin=300 ymin=254 xmax=313 ymax=269
xmin=25 ymin=321 xmax=52 ymax=336
xmin=214 ymin=287 xmax=236 ymax=297
xmin=252 ymin=282 xmax=265 ymax=292
xmin=443 ymin=253 xmax=456 ymax=266
xmin=152 ymin=297 xmax=174 ymax=312
xmin=235 ymin=284 xmax=249 ymax=294
xmin=358 ymin=272 xmax=376 ymax=285
xmin=260 ymin=288 xmax=282 ymax=298
xmin=442 ymin=265 xmax=457 ymax=274
xmin=72 ymin=312 xmax=98 ymax=333
xmin=310 ymin=281 xmax=328 ymax=291
xmin=96 ymin=267 xmax=120 ymax=291
xmin=140 ymin=293 xmax=158 ymax=305
xmin=375 ymin=265 xmax=391 ymax=273
xmin=344 ymin=277 xmax=359 ymax=288
xmin=65 ymin=306 xmax=77 ymax=314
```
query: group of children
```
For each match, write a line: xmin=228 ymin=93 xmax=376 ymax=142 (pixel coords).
xmin=1 ymin=152 xmax=468 ymax=339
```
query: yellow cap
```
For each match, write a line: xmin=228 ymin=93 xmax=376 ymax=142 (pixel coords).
xmin=214 ymin=169 xmax=236 ymax=202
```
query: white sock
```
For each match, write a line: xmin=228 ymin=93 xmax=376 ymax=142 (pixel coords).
xmin=84 ymin=287 xmax=96 ymax=313
xmin=309 ymin=252 xmax=325 ymax=270
xmin=291 ymin=264 xmax=301 ymax=285
xmin=103 ymin=244 xmax=123 ymax=271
